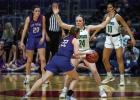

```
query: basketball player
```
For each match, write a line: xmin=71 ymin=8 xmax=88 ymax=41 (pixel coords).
xmin=21 ymin=27 xmax=87 ymax=100
xmin=90 ymin=2 xmax=136 ymax=86
xmin=20 ymin=5 xmax=49 ymax=84
xmin=53 ymin=6 xmax=113 ymax=98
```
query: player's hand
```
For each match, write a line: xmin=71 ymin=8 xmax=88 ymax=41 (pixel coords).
xmin=39 ymin=37 xmax=44 ymax=45
xmin=52 ymin=5 xmax=59 ymax=14
xmin=20 ymin=41 xmax=25 ymax=49
xmin=84 ymin=50 xmax=93 ymax=54
xmin=90 ymin=35 xmax=96 ymax=41
xmin=79 ymin=55 xmax=86 ymax=60
xmin=107 ymin=11 xmax=114 ymax=18
xmin=46 ymin=35 xmax=50 ymax=42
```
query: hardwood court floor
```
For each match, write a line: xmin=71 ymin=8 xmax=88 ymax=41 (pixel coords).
xmin=0 ymin=73 xmax=140 ymax=100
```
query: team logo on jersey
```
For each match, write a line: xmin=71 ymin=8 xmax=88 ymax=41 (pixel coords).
xmin=109 ymin=22 xmax=114 ymax=25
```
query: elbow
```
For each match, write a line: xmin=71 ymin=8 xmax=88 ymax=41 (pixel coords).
xmin=73 ymin=53 xmax=78 ymax=57
xmin=59 ymin=23 xmax=64 ymax=28
xmin=59 ymin=24 xmax=63 ymax=27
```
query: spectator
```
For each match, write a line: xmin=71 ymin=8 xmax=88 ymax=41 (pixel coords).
xmin=7 ymin=41 xmax=26 ymax=72
xmin=0 ymin=40 xmax=6 ymax=72
xmin=124 ymin=40 xmax=140 ymax=72
xmin=1 ymin=22 xmax=16 ymax=63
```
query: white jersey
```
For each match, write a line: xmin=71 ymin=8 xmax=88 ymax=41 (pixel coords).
xmin=78 ymin=27 xmax=90 ymax=51
xmin=106 ymin=14 xmax=120 ymax=35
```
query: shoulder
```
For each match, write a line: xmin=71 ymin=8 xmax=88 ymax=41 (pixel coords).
xmin=72 ymin=38 xmax=78 ymax=44
xmin=85 ymin=26 xmax=88 ymax=29
xmin=115 ymin=14 xmax=122 ymax=20
xmin=42 ymin=15 xmax=45 ymax=20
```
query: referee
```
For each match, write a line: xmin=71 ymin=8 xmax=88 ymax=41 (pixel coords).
xmin=45 ymin=1 xmax=65 ymax=63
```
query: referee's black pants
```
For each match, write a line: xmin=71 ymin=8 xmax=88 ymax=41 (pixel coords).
xmin=46 ymin=31 xmax=61 ymax=63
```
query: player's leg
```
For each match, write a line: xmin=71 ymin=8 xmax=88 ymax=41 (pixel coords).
xmin=65 ymin=69 xmax=79 ymax=100
xmin=59 ymin=75 xmax=71 ymax=98
xmin=24 ymin=50 xmax=34 ymax=84
xmin=114 ymin=35 xmax=125 ymax=86
xmin=21 ymin=71 xmax=53 ymax=100
xmin=59 ymin=59 xmax=80 ymax=98
xmin=84 ymin=60 xmax=101 ymax=84
xmin=24 ymin=37 xmax=36 ymax=84
xmin=83 ymin=60 xmax=107 ymax=97
xmin=102 ymin=48 xmax=115 ymax=84
xmin=37 ymin=48 xmax=46 ymax=74
xmin=115 ymin=47 xmax=125 ymax=86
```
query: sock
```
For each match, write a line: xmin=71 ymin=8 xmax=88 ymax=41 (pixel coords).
xmin=63 ymin=87 xmax=67 ymax=90
xmin=26 ymin=75 xmax=30 ymax=80
xmin=45 ymin=80 xmax=49 ymax=84
xmin=107 ymin=72 xmax=112 ymax=77
xmin=67 ymin=90 xmax=74 ymax=96
xmin=99 ymin=85 xmax=104 ymax=91
xmin=99 ymin=85 xmax=106 ymax=95
xmin=26 ymin=91 xmax=31 ymax=96
xmin=120 ymin=74 xmax=124 ymax=79
xmin=62 ymin=87 xmax=67 ymax=93
xmin=26 ymin=75 xmax=30 ymax=78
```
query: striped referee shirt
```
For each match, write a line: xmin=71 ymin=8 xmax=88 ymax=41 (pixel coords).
xmin=49 ymin=14 xmax=60 ymax=32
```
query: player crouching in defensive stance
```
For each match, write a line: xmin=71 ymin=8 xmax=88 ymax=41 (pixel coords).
xmin=21 ymin=27 xmax=93 ymax=100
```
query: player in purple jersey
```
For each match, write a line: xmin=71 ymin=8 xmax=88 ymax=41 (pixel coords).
xmin=21 ymin=26 xmax=89 ymax=100
xmin=20 ymin=5 xmax=49 ymax=84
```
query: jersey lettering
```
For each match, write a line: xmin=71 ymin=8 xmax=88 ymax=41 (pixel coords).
xmin=108 ymin=26 xmax=112 ymax=33
xmin=61 ymin=40 xmax=69 ymax=47
xmin=79 ymin=39 xmax=85 ymax=48
xmin=33 ymin=27 xmax=40 ymax=34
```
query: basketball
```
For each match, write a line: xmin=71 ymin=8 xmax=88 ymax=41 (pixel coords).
xmin=86 ymin=51 xmax=99 ymax=63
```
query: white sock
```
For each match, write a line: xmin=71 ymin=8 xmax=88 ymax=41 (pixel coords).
xmin=107 ymin=72 xmax=112 ymax=77
xmin=99 ymin=85 xmax=106 ymax=94
xmin=45 ymin=80 xmax=49 ymax=83
xmin=99 ymin=85 xmax=103 ymax=91
xmin=120 ymin=74 xmax=124 ymax=79
xmin=63 ymin=87 xmax=68 ymax=91
xmin=26 ymin=75 xmax=30 ymax=79
xmin=26 ymin=91 xmax=31 ymax=96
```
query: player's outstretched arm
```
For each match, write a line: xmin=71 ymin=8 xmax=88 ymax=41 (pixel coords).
xmin=53 ymin=5 xmax=73 ymax=30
